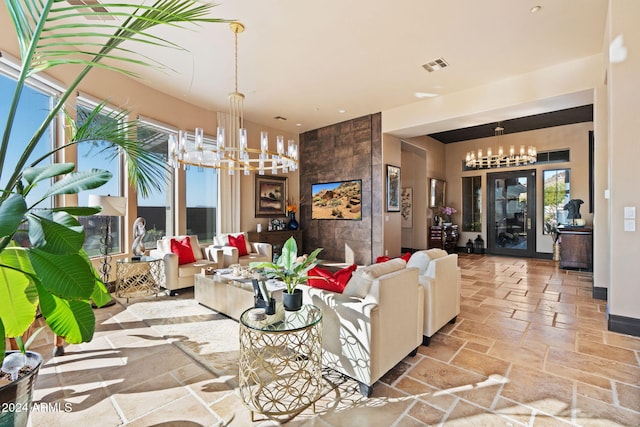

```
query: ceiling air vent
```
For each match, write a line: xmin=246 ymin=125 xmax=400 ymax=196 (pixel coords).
xmin=422 ymin=58 xmax=449 ymax=72
xmin=67 ymin=0 xmax=114 ymax=20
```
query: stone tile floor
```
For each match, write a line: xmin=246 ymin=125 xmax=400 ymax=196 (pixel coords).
xmin=21 ymin=254 xmax=640 ymax=426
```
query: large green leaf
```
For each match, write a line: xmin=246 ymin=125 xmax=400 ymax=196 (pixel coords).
xmin=0 ymin=319 xmax=5 ymax=362
xmin=42 ymin=168 xmax=112 ymax=199
xmin=37 ymin=283 xmax=95 ymax=344
xmin=52 ymin=206 xmax=101 ymax=216
xmin=0 ymin=194 xmax=27 ymax=238
xmin=26 ymin=214 xmax=85 ymax=254
xmin=0 ymin=249 xmax=39 ymax=337
xmin=28 ymin=249 xmax=96 ymax=299
xmin=23 ymin=162 xmax=75 ymax=185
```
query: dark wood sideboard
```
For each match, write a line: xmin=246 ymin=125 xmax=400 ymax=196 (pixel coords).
xmin=247 ymin=229 xmax=303 ymax=257
xmin=428 ymin=225 xmax=459 ymax=254
xmin=559 ymin=227 xmax=593 ymax=271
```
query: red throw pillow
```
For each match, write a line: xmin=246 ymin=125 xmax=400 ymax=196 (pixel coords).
xmin=228 ymin=234 xmax=249 ymax=257
xmin=376 ymin=252 xmax=411 ymax=263
xmin=170 ymin=236 xmax=196 ymax=265
xmin=308 ymin=264 xmax=357 ymax=293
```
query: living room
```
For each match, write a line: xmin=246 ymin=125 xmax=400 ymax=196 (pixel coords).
xmin=1 ymin=1 xmax=639 ymax=426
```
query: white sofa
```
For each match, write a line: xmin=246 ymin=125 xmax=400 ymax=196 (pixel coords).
xmin=149 ymin=235 xmax=221 ymax=294
xmin=213 ymin=232 xmax=272 ymax=267
xmin=407 ymin=249 xmax=461 ymax=345
xmin=298 ymin=258 xmax=423 ymax=397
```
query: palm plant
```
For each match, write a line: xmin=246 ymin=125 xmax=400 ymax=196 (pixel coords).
xmin=0 ymin=0 xmax=227 ymax=367
xmin=251 ymin=237 xmax=323 ymax=294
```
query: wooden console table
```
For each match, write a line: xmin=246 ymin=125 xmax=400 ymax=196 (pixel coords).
xmin=247 ymin=229 xmax=303 ymax=257
xmin=559 ymin=227 xmax=593 ymax=271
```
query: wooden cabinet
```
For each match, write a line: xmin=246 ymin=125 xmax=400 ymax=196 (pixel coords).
xmin=247 ymin=230 xmax=303 ymax=257
xmin=559 ymin=227 xmax=592 ymax=271
xmin=429 ymin=225 xmax=459 ymax=254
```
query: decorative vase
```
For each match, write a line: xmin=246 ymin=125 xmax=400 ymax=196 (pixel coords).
xmin=283 ymin=288 xmax=303 ymax=311
xmin=0 ymin=351 xmax=43 ymax=427
xmin=287 ymin=212 xmax=299 ymax=230
xmin=552 ymin=243 xmax=561 ymax=261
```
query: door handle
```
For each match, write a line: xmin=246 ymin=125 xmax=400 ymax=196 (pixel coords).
xmin=527 ymin=218 xmax=532 ymax=230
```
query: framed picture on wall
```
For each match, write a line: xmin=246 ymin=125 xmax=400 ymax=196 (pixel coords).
xmin=255 ymin=175 xmax=287 ymax=217
xmin=386 ymin=164 xmax=401 ymax=212
xmin=401 ymin=187 xmax=413 ymax=228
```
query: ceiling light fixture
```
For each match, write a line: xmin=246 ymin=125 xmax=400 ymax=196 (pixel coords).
xmin=465 ymin=123 xmax=537 ymax=169
xmin=168 ymin=22 xmax=298 ymax=175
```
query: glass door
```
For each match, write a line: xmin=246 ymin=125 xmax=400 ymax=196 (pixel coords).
xmin=487 ymin=170 xmax=536 ymax=257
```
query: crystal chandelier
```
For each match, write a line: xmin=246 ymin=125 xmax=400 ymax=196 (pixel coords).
xmin=168 ymin=22 xmax=298 ymax=175
xmin=465 ymin=124 xmax=537 ymax=169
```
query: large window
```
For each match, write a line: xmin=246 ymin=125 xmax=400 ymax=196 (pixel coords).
xmin=543 ymin=169 xmax=570 ymax=229
xmin=462 ymin=176 xmax=482 ymax=232
xmin=0 ymin=72 xmax=55 ymax=210
xmin=136 ymin=120 xmax=175 ymax=248
xmin=76 ymin=100 xmax=124 ymax=256
xmin=186 ymin=134 xmax=218 ymax=243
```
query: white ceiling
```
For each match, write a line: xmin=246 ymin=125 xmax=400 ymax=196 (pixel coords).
xmin=112 ymin=0 xmax=609 ymax=137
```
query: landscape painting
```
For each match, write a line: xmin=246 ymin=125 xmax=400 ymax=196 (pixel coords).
xmin=255 ymin=175 xmax=287 ymax=217
xmin=311 ymin=180 xmax=362 ymax=220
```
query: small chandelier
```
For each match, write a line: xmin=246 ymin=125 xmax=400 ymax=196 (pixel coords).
xmin=168 ymin=22 xmax=298 ymax=175
xmin=465 ymin=124 xmax=537 ymax=169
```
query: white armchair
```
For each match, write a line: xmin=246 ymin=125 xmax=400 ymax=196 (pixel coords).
xmin=408 ymin=249 xmax=461 ymax=345
xmin=149 ymin=235 xmax=221 ymax=294
xmin=299 ymin=258 xmax=423 ymax=397
xmin=213 ymin=232 xmax=272 ymax=267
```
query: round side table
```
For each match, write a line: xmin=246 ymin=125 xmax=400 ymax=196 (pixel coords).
xmin=238 ymin=304 xmax=322 ymax=421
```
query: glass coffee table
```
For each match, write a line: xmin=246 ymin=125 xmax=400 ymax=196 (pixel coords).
xmin=238 ymin=304 xmax=322 ymax=421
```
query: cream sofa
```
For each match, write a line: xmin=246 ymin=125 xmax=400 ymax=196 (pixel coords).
xmin=298 ymin=258 xmax=423 ymax=397
xmin=149 ymin=235 xmax=221 ymax=294
xmin=407 ymin=249 xmax=461 ymax=345
xmin=213 ymin=232 xmax=272 ymax=267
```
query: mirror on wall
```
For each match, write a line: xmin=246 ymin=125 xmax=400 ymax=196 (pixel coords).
xmin=429 ymin=178 xmax=446 ymax=208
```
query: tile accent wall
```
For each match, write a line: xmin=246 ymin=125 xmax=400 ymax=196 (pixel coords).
xmin=299 ymin=113 xmax=382 ymax=265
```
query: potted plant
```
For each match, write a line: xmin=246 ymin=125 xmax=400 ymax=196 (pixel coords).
xmin=0 ymin=1 xmax=225 ymax=425
xmin=251 ymin=237 xmax=322 ymax=311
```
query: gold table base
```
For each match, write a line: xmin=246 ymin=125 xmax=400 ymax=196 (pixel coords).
xmin=115 ymin=257 xmax=164 ymax=302
xmin=238 ymin=305 xmax=322 ymax=420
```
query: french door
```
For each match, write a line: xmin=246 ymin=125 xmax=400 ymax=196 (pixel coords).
xmin=487 ymin=170 xmax=536 ymax=257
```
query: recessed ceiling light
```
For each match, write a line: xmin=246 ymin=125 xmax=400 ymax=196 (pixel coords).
xmin=530 ymin=5 xmax=542 ymax=13
xmin=296 ymin=123 xmax=302 ymax=127
xmin=338 ymin=109 xmax=346 ymax=113
xmin=414 ymin=92 xmax=438 ymax=99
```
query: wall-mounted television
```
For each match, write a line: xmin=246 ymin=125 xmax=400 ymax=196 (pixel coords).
xmin=311 ymin=179 xmax=362 ymax=220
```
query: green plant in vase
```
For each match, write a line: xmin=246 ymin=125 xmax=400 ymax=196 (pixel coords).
xmin=252 ymin=237 xmax=323 ymax=294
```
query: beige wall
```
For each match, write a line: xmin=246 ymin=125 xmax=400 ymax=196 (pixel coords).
xmin=607 ymin=0 xmax=640 ymax=321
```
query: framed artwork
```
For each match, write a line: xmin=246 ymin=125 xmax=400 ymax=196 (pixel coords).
xmin=255 ymin=175 xmax=287 ymax=217
xmin=386 ymin=164 xmax=401 ymax=212
xmin=311 ymin=179 xmax=362 ymax=220
xmin=401 ymin=187 xmax=412 ymax=228
xmin=429 ymin=178 xmax=446 ymax=208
